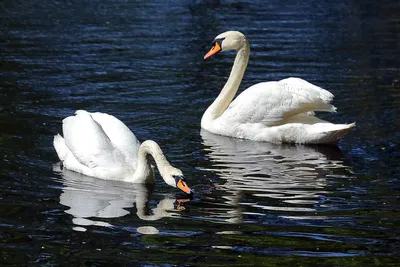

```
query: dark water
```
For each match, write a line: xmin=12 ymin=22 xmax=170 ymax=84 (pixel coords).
xmin=1 ymin=0 xmax=399 ymax=266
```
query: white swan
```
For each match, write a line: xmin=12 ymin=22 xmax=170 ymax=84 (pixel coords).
xmin=202 ymin=31 xmax=355 ymax=144
xmin=53 ymin=110 xmax=192 ymax=194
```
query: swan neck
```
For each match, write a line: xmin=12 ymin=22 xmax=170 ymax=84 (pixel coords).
xmin=133 ymin=140 xmax=171 ymax=183
xmin=204 ymin=41 xmax=250 ymax=121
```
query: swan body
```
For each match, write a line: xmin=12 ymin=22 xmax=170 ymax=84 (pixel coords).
xmin=202 ymin=31 xmax=355 ymax=144
xmin=53 ymin=110 xmax=192 ymax=194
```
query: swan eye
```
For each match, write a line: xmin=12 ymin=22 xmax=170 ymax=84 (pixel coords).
xmin=173 ymin=175 xmax=186 ymax=182
xmin=214 ymin=37 xmax=225 ymax=47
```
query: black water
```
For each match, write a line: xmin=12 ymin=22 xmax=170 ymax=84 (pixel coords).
xmin=1 ymin=0 xmax=399 ymax=266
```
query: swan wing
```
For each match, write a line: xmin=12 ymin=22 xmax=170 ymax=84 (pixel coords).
xmin=89 ymin=111 xmax=141 ymax=165
xmin=62 ymin=110 xmax=121 ymax=169
xmin=221 ymin=77 xmax=336 ymax=126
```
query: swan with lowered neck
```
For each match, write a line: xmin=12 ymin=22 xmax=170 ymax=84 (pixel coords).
xmin=202 ymin=31 xmax=355 ymax=144
xmin=53 ymin=110 xmax=192 ymax=194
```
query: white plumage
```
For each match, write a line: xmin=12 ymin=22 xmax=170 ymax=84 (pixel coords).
xmin=53 ymin=110 xmax=192 ymax=194
xmin=202 ymin=31 xmax=355 ymax=144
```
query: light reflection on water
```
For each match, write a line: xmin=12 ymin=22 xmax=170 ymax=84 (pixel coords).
xmin=55 ymin=164 xmax=190 ymax=232
xmin=200 ymin=129 xmax=350 ymax=217
xmin=1 ymin=0 xmax=399 ymax=265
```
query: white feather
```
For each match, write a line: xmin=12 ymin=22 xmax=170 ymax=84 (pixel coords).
xmin=202 ymin=31 xmax=355 ymax=144
xmin=53 ymin=111 xmax=192 ymax=195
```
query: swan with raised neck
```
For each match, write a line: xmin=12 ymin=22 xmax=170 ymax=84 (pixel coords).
xmin=201 ymin=31 xmax=355 ymax=144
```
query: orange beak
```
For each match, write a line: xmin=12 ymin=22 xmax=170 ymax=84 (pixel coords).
xmin=204 ymin=42 xmax=221 ymax=59
xmin=177 ymin=179 xmax=193 ymax=195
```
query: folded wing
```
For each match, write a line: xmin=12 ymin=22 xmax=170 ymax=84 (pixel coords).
xmin=89 ymin=111 xmax=141 ymax=166
xmin=62 ymin=110 xmax=122 ymax=169
xmin=220 ymin=77 xmax=337 ymax=126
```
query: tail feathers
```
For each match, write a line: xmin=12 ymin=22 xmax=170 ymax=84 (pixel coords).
xmin=314 ymin=103 xmax=337 ymax=113
xmin=53 ymin=134 xmax=70 ymax=161
xmin=325 ymin=122 xmax=356 ymax=132
xmin=316 ymin=122 xmax=356 ymax=144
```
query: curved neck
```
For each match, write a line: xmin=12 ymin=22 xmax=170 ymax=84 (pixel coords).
xmin=132 ymin=140 xmax=171 ymax=183
xmin=202 ymin=41 xmax=250 ymax=123
xmin=136 ymin=198 xmax=176 ymax=221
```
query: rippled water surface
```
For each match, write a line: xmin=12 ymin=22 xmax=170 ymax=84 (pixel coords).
xmin=1 ymin=0 xmax=399 ymax=266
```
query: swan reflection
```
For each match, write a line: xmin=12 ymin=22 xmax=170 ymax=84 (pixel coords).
xmin=200 ymin=130 xmax=350 ymax=223
xmin=55 ymin=164 xmax=189 ymax=232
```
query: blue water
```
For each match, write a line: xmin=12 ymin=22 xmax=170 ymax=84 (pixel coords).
xmin=1 ymin=0 xmax=399 ymax=266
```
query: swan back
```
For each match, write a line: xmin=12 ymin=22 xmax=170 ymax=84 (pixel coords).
xmin=89 ymin=111 xmax=141 ymax=167
xmin=62 ymin=110 xmax=121 ymax=170
xmin=55 ymin=110 xmax=138 ymax=180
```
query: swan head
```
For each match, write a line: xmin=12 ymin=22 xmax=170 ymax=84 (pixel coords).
xmin=204 ymin=31 xmax=247 ymax=59
xmin=162 ymin=166 xmax=193 ymax=195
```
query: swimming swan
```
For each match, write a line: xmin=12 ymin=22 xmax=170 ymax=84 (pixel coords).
xmin=53 ymin=110 xmax=192 ymax=194
xmin=202 ymin=31 xmax=355 ymax=144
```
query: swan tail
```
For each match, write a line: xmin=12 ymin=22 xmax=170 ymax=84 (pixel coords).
xmin=313 ymin=122 xmax=356 ymax=144
xmin=53 ymin=134 xmax=69 ymax=161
